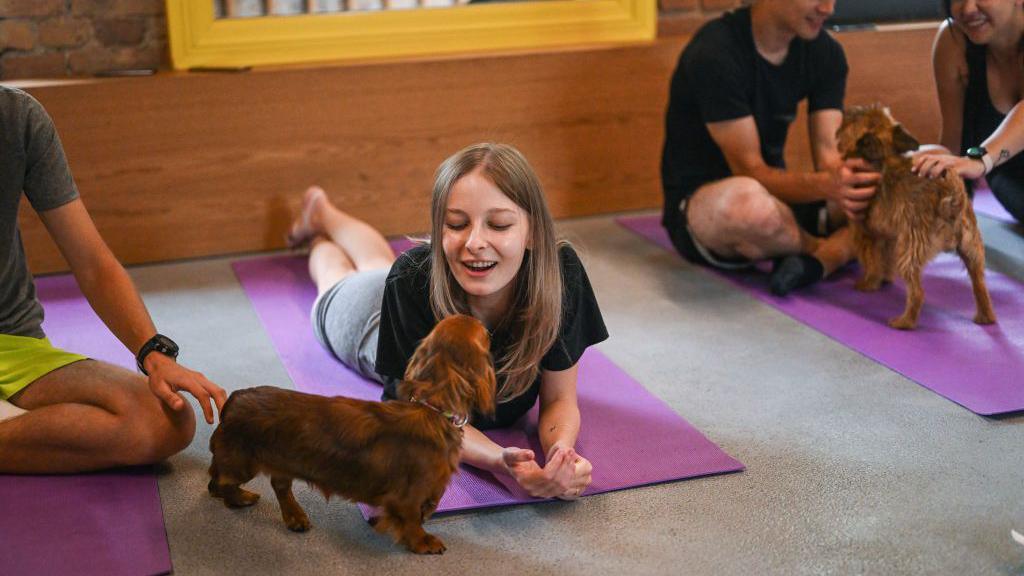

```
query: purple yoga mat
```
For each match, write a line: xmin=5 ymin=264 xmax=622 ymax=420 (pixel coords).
xmin=974 ymin=184 xmax=1018 ymax=225
xmin=231 ymin=246 xmax=744 ymax=516
xmin=617 ymin=214 xmax=1024 ymax=416
xmin=0 ymin=275 xmax=172 ymax=576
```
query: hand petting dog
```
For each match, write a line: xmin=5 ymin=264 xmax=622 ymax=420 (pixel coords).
xmin=825 ymin=157 xmax=882 ymax=221
xmin=912 ymin=150 xmax=987 ymax=181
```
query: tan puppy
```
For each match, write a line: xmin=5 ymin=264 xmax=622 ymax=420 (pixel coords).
xmin=836 ymin=105 xmax=996 ymax=329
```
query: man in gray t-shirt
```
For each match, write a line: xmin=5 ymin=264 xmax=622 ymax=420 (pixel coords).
xmin=0 ymin=87 xmax=226 ymax=473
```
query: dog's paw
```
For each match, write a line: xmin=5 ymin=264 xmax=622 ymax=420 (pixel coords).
xmin=888 ymin=316 xmax=917 ymax=330
xmin=973 ymin=312 xmax=997 ymax=325
xmin=224 ymin=489 xmax=261 ymax=508
xmin=284 ymin=514 xmax=311 ymax=532
xmin=410 ymin=534 xmax=446 ymax=555
xmin=854 ymin=278 xmax=882 ymax=292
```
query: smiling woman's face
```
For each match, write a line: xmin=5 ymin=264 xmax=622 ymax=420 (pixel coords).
xmin=949 ymin=0 xmax=1024 ymax=45
xmin=441 ymin=168 xmax=530 ymax=312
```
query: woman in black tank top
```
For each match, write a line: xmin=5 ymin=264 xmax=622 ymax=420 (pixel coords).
xmin=913 ymin=0 xmax=1024 ymax=224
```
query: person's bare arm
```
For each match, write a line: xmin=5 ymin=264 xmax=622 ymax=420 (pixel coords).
xmin=934 ymin=21 xmax=968 ymax=154
xmin=38 ymin=199 xmax=226 ymax=422
xmin=706 ymin=115 xmax=831 ymax=204
xmin=809 ymin=108 xmax=844 ymax=172
xmin=708 ymin=114 xmax=878 ymax=218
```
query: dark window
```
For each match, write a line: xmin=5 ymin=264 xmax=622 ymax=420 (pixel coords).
xmin=829 ymin=0 xmax=942 ymax=25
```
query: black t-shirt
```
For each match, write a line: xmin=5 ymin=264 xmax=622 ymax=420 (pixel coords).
xmin=660 ymin=7 xmax=848 ymax=230
xmin=375 ymin=244 xmax=609 ymax=430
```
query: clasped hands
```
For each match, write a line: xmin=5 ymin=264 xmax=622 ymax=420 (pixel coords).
xmin=501 ymin=444 xmax=593 ymax=501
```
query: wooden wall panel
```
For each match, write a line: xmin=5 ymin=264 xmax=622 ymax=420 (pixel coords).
xmin=17 ymin=25 xmax=938 ymax=274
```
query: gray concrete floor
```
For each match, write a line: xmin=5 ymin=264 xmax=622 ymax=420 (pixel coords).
xmin=125 ymin=213 xmax=1024 ymax=576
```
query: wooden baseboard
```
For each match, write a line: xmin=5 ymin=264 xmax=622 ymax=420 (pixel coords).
xmin=17 ymin=25 xmax=938 ymax=274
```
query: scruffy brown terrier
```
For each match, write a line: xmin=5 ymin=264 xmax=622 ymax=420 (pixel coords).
xmin=836 ymin=105 xmax=996 ymax=329
xmin=208 ymin=314 xmax=496 ymax=554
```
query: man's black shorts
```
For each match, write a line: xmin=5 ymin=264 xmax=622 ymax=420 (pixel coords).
xmin=667 ymin=195 xmax=828 ymax=269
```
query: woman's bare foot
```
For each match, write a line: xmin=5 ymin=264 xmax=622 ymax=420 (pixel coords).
xmin=287 ymin=186 xmax=327 ymax=249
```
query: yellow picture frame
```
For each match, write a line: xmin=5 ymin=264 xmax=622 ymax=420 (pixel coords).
xmin=165 ymin=0 xmax=656 ymax=70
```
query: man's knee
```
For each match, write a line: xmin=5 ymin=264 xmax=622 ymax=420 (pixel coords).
xmin=115 ymin=387 xmax=197 ymax=466
xmin=716 ymin=178 xmax=787 ymax=236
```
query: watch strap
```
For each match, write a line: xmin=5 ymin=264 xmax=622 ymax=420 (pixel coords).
xmin=980 ymin=153 xmax=994 ymax=175
xmin=136 ymin=334 xmax=179 ymax=375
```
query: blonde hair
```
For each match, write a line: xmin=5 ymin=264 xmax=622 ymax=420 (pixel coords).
xmin=427 ymin=143 xmax=564 ymax=403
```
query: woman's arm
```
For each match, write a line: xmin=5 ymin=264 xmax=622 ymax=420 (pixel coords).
xmin=912 ymin=23 xmax=1024 ymax=179
xmin=455 ymin=363 xmax=592 ymax=499
xmin=934 ymin=20 xmax=968 ymax=154
xmin=538 ymin=363 xmax=592 ymax=499
xmin=538 ymin=363 xmax=581 ymax=456
xmin=458 ymin=423 xmax=579 ymax=499
xmin=38 ymin=199 xmax=226 ymax=422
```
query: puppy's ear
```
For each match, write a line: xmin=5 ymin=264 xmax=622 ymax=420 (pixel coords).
xmin=891 ymin=125 xmax=920 ymax=154
xmin=396 ymin=378 xmax=429 ymax=402
xmin=474 ymin=362 xmax=497 ymax=418
xmin=403 ymin=333 xmax=437 ymax=384
xmin=855 ymin=133 xmax=886 ymax=162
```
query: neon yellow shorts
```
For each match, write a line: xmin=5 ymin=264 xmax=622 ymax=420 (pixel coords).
xmin=0 ymin=334 xmax=88 ymax=401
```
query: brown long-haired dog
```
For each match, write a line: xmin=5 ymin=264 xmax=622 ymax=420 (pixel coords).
xmin=836 ymin=105 xmax=996 ymax=330
xmin=208 ymin=314 xmax=496 ymax=554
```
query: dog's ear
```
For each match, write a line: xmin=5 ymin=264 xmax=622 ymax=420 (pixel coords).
xmin=403 ymin=331 xmax=437 ymax=384
xmin=396 ymin=378 xmax=430 ymax=402
xmin=855 ymin=133 xmax=886 ymax=162
xmin=473 ymin=361 xmax=497 ymax=418
xmin=891 ymin=124 xmax=920 ymax=154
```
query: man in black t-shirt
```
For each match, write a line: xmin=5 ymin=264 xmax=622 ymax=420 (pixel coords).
xmin=661 ymin=0 xmax=880 ymax=295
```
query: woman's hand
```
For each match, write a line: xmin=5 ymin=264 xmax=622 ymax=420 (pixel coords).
xmin=912 ymin=151 xmax=985 ymax=180
xmin=555 ymin=452 xmax=593 ymax=501
xmin=500 ymin=445 xmax=589 ymax=499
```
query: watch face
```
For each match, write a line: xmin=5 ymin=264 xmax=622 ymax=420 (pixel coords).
xmin=155 ymin=335 xmax=179 ymax=356
xmin=966 ymin=146 xmax=986 ymax=159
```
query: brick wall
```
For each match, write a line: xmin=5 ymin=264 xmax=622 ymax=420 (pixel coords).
xmin=0 ymin=0 xmax=166 ymax=79
xmin=0 ymin=0 xmax=740 ymax=80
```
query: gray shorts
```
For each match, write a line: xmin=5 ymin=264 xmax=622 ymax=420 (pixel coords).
xmin=310 ymin=268 xmax=389 ymax=384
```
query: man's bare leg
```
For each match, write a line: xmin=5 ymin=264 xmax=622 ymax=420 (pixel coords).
xmin=685 ymin=177 xmax=854 ymax=294
xmin=686 ymin=177 xmax=814 ymax=260
xmin=0 ymin=360 xmax=195 ymax=473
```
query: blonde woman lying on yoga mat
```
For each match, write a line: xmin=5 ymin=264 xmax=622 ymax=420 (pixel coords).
xmin=289 ymin=143 xmax=608 ymax=500
xmin=0 ymin=87 xmax=226 ymax=473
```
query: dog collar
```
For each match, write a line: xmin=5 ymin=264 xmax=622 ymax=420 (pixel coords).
xmin=410 ymin=397 xmax=469 ymax=428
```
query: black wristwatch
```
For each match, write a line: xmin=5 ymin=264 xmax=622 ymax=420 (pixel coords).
xmin=966 ymin=146 xmax=992 ymax=175
xmin=136 ymin=334 xmax=179 ymax=375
